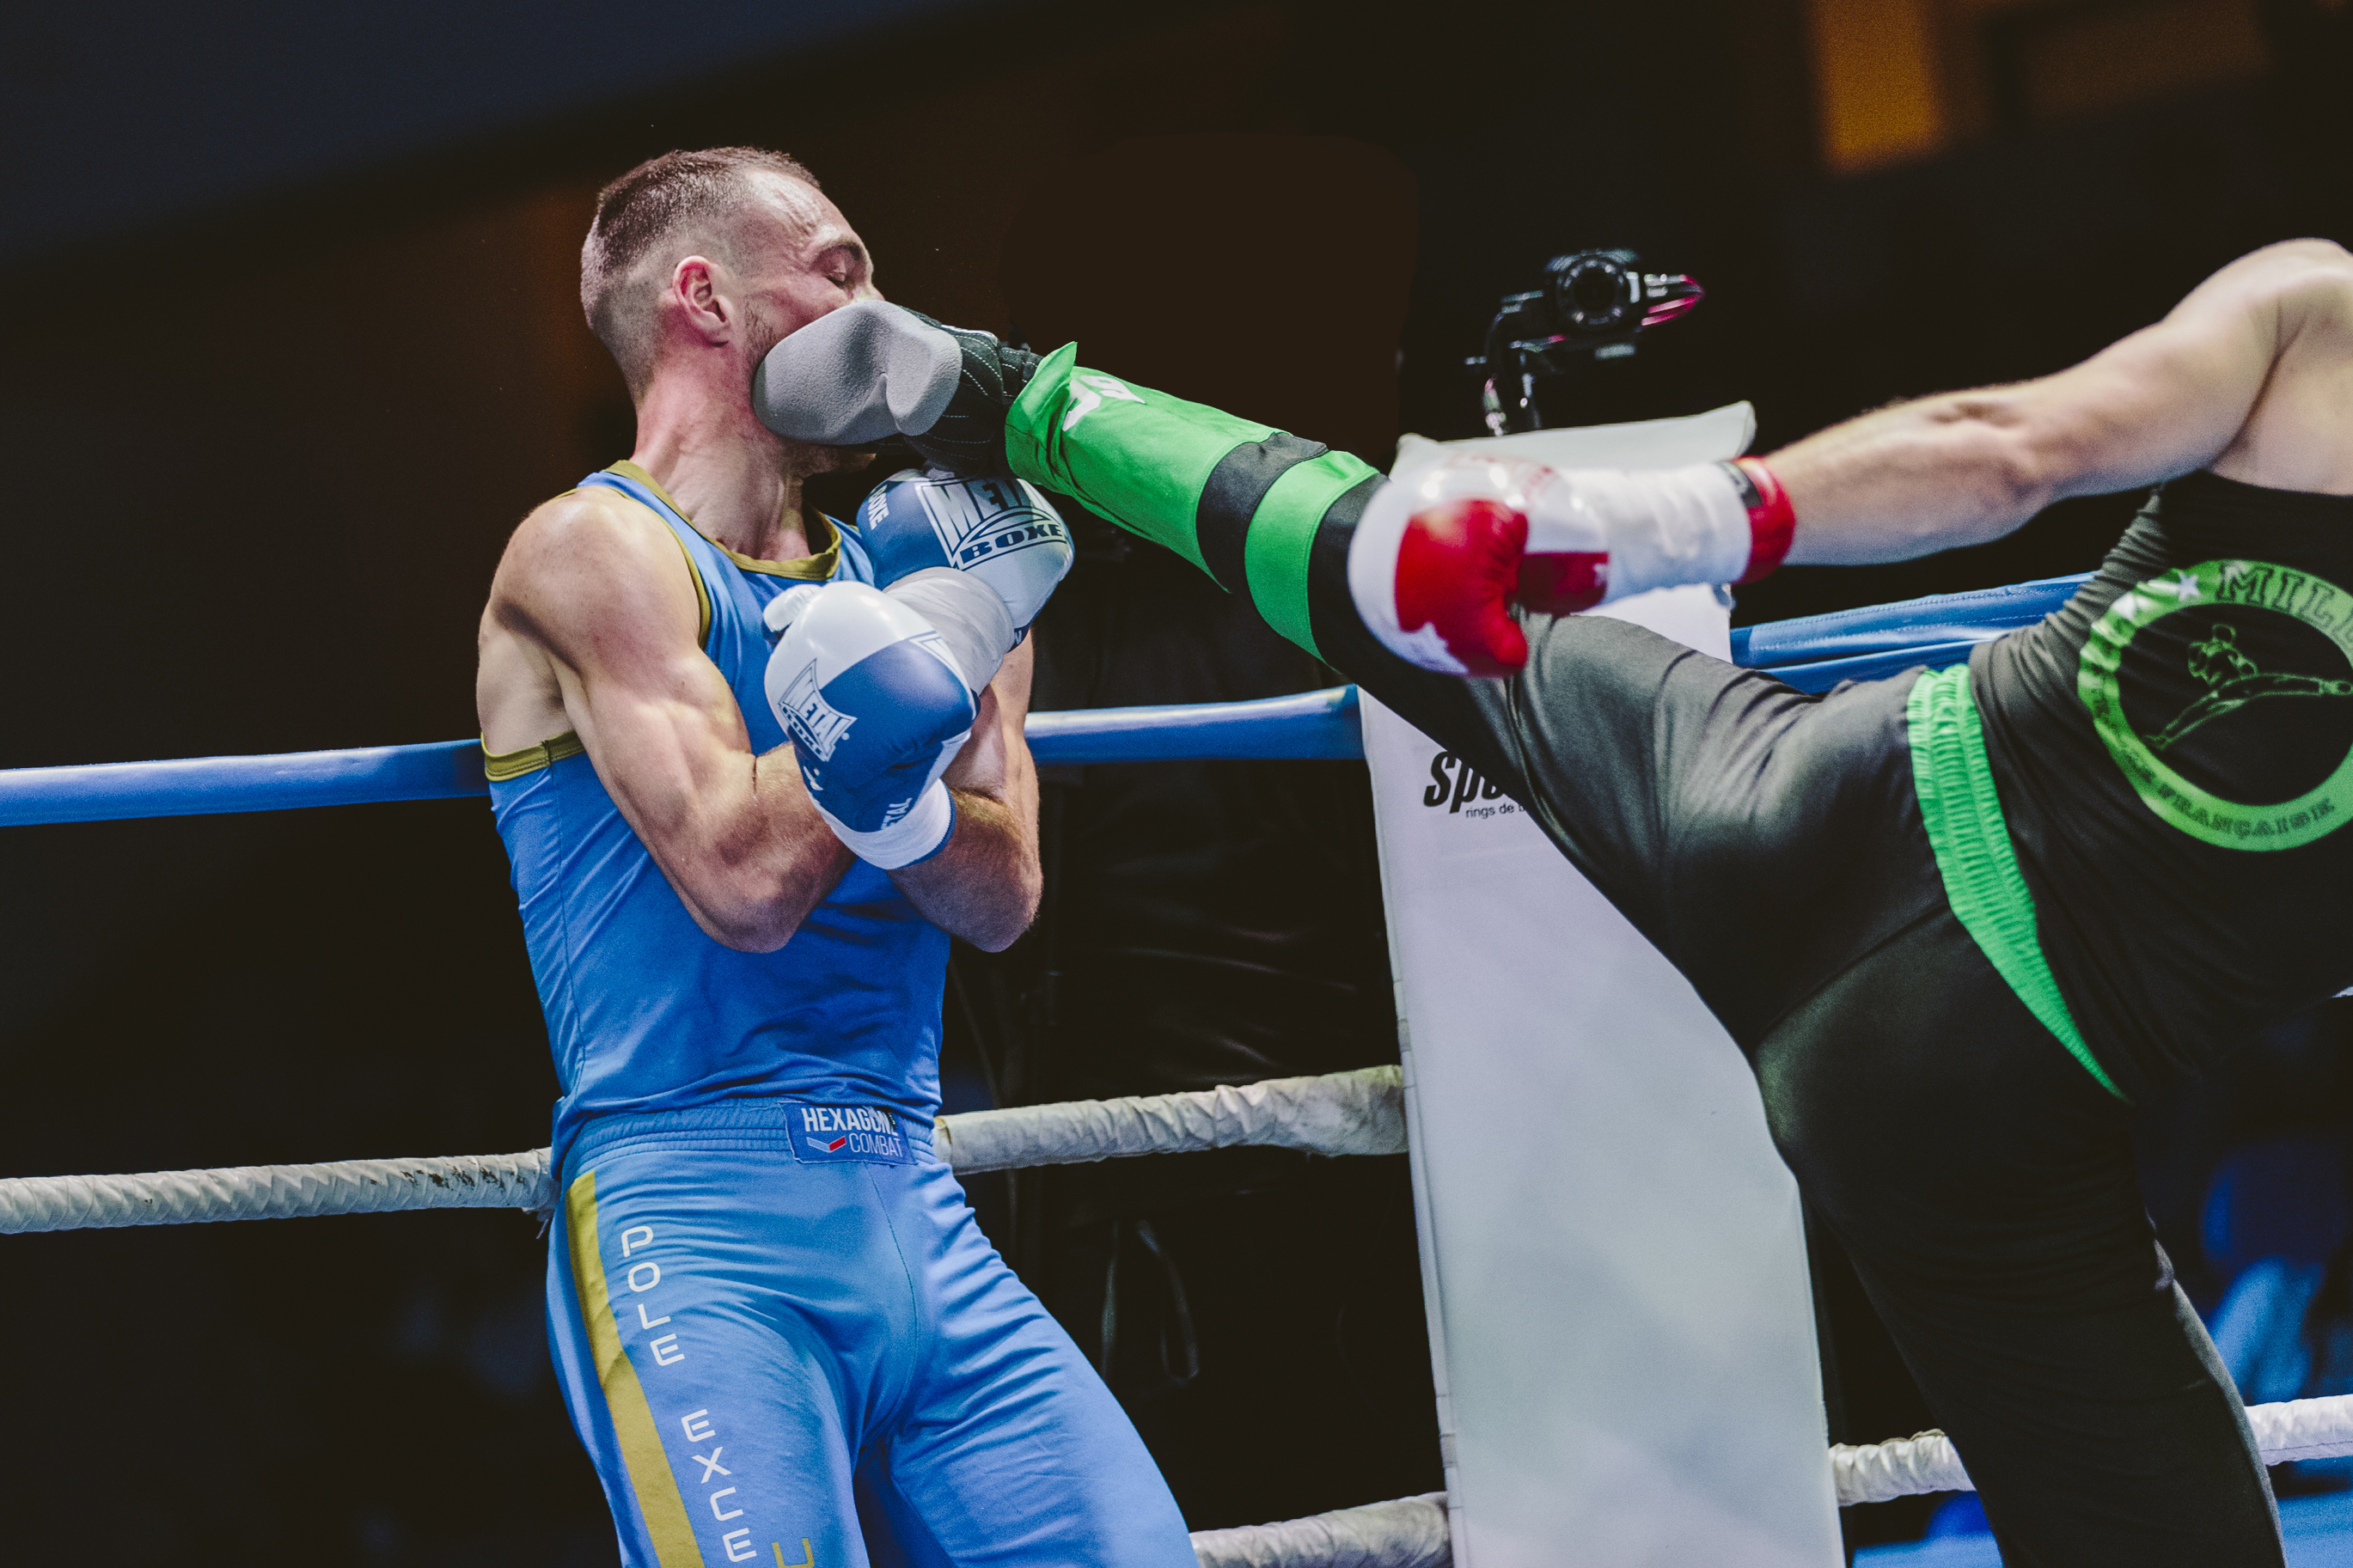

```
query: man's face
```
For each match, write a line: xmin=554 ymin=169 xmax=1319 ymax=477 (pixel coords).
xmin=732 ymin=173 xmax=877 ymax=361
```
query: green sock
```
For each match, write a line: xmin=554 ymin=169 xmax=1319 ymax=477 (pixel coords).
xmin=1005 ymin=345 xmax=1381 ymax=658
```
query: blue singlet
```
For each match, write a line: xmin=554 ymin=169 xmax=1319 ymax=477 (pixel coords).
xmin=489 ymin=462 xmax=942 ymax=1170
xmin=486 ymin=464 xmax=1194 ymax=1568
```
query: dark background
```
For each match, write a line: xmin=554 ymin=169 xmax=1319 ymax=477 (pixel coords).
xmin=3 ymin=0 xmax=2350 ymax=1560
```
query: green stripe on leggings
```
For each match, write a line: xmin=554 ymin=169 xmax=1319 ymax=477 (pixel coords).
xmin=1005 ymin=347 xmax=1372 ymax=657
xmin=1006 ymin=346 xmax=1272 ymax=579
xmin=1239 ymin=452 xmax=1376 ymax=656
xmin=1907 ymin=663 xmax=2128 ymax=1101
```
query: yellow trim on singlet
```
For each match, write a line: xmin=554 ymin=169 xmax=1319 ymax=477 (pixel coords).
xmin=565 ymin=1170 xmax=708 ymax=1567
xmin=482 ymin=730 xmax=585 ymax=782
xmin=680 ymin=534 xmax=716 ymax=649
xmin=606 ymin=461 xmax=843 ymax=583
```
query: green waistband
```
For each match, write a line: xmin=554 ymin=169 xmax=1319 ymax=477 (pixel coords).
xmin=1906 ymin=664 xmax=2127 ymax=1101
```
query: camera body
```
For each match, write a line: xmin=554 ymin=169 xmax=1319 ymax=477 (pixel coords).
xmin=1471 ymin=248 xmax=1704 ymax=434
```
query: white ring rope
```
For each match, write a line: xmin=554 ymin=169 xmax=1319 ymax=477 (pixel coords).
xmin=0 ymin=1148 xmax=554 ymax=1234
xmin=0 ymin=1066 xmax=1405 ymax=1234
xmin=1196 ymin=1400 xmax=2353 ymax=1566
xmin=11 ymin=1059 xmax=2348 ymax=1550
xmin=1189 ymin=1492 xmax=1449 ymax=1568
xmin=1831 ymin=1391 xmax=2353 ymax=1504
xmin=938 ymin=1065 xmax=1407 ymax=1173
xmin=1829 ymin=1431 xmax=1973 ymax=1505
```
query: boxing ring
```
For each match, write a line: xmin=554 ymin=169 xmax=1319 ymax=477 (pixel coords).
xmin=9 ymin=570 xmax=2353 ymax=1565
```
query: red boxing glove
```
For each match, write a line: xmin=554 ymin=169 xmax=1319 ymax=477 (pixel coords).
xmin=1392 ymin=497 xmax=1534 ymax=676
xmin=1349 ymin=451 xmax=1796 ymax=677
xmin=1350 ymin=453 xmax=1569 ymax=676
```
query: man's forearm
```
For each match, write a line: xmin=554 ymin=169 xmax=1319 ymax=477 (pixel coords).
xmin=1773 ymin=389 xmax=2059 ymax=566
xmin=637 ymin=742 xmax=857 ymax=951
xmin=1773 ymin=252 xmax=2313 ymax=564
xmin=885 ymin=653 xmax=1042 ymax=950
xmin=889 ymin=787 xmax=1041 ymax=950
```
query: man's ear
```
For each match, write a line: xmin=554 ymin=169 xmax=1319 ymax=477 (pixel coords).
xmin=669 ymin=256 xmax=734 ymax=345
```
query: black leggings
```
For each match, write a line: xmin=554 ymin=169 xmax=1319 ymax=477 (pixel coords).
xmin=1299 ymin=518 xmax=2284 ymax=1563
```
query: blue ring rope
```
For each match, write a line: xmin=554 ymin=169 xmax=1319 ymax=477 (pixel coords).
xmin=0 ymin=576 xmax=2089 ymax=827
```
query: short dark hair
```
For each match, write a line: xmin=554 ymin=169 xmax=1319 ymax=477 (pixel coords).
xmin=580 ymin=147 xmax=821 ymax=390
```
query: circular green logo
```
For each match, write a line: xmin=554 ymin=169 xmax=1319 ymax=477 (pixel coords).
xmin=2079 ymin=559 xmax=2353 ymax=851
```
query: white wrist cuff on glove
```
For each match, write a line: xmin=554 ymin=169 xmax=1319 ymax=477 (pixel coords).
xmin=1528 ymin=463 xmax=1751 ymax=601
xmin=816 ymin=778 xmax=958 ymax=870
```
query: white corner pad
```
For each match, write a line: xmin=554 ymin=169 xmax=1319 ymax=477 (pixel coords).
xmin=1390 ymin=400 xmax=1757 ymax=482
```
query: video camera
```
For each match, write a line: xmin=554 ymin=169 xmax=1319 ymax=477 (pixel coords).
xmin=1469 ymin=249 xmax=1704 ymax=435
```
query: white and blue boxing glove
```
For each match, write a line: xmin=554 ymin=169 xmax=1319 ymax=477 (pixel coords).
xmin=854 ymin=470 xmax=1073 ymax=695
xmin=763 ymin=581 xmax=976 ymax=869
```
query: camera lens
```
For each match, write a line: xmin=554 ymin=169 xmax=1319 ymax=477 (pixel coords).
xmin=1546 ymin=251 xmax=1635 ymax=334
xmin=1568 ymin=264 xmax=1623 ymax=318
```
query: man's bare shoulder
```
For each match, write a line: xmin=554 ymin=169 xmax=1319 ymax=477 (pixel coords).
xmin=498 ymin=485 xmax=675 ymax=590
xmin=477 ymin=487 xmax=697 ymax=743
xmin=493 ymin=487 xmax=698 ymax=628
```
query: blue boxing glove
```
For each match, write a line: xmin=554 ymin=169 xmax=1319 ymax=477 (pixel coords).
xmin=763 ymin=581 xmax=976 ymax=869
xmin=854 ymin=469 xmax=1073 ymax=695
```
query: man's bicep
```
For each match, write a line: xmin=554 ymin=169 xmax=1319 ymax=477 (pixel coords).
xmin=573 ymin=653 xmax=765 ymax=851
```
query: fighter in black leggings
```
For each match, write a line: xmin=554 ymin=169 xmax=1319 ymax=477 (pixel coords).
xmin=753 ymin=240 xmax=2353 ymax=1563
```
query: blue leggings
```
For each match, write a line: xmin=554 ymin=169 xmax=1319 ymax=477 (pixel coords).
xmin=547 ymin=1102 xmax=1197 ymax=1568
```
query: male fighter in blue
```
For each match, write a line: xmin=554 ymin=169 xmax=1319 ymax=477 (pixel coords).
xmin=474 ymin=146 xmax=1197 ymax=1568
